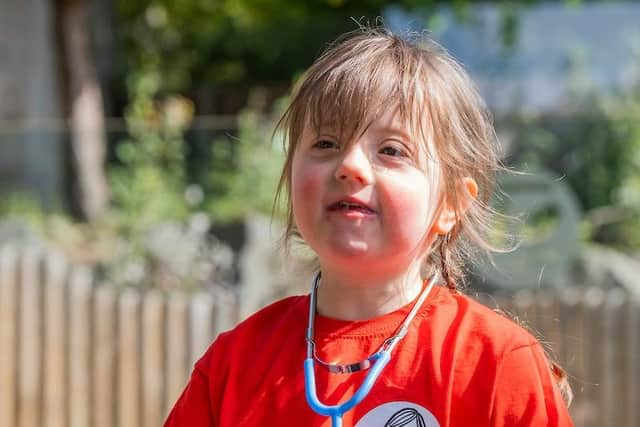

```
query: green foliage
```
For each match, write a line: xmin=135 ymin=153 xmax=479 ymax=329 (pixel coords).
xmin=205 ymin=106 xmax=286 ymax=222
xmin=109 ymin=71 xmax=194 ymax=236
xmin=504 ymin=86 xmax=640 ymax=250
xmin=0 ymin=193 xmax=115 ymax=265
xmin=116 ymin=0 xmax=535 ymax=94
xmin=116 ymin=0 xmax=382 ymax=92
xmin=0 ymin=76 xmax=285 ymax=290
xmin=102 ymin=80 xmax=287 ymax=288
xmin=110 ymin=71 xmax=286 ymax=226
xmin=0 ymin=193 xmax=47 ymax=227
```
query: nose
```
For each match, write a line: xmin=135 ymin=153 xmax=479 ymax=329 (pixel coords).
xmin=334 ymin=144 xmax=374 ymax=186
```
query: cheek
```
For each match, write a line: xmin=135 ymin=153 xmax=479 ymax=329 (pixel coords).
xmin=291 ymin=160 xmax=324 ymax=225
xmin=384 ymin=178 xmax=436 ymax=235
xmin=293 ymin=170 xmax=320 ymax=199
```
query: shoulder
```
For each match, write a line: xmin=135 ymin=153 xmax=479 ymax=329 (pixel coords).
xmin=425 ymin=289 xmax=572 ymax=423
xmin=430 ymin=287 xmax=539 ymax=357
xmin=229 ymin=294 xmax=306 ymax=333
xmin=196 ymin=295 xmax=307 ymax=368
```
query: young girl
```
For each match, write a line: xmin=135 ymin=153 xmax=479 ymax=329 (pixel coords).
xmin=165 ymin=28 xmax=573 ymax=426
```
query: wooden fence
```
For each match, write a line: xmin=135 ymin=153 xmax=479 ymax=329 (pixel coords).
xmin=481 ymin=288 xmax=640 ymax=427
xmin=0 ymin=246 xmax=237 ymax=427
xmin=1 ymin=244 xmax=639 ymax=426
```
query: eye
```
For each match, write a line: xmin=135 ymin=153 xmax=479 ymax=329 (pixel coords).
xmin=379 ymin=144 xmax=408 ymax=158
xmin=312 ymin=139 xmax=339 ymax=150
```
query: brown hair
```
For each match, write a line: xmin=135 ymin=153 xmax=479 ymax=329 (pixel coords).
xmin=274 ymin=27 xmax=507 ymax=289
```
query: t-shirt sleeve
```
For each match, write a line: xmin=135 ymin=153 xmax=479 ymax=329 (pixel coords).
xmin=164 ymin=334 xmax=228 ymax=427
xmin=490 ymin=342 xmax=573 ymax=427
xmin=164 ymin=364 xmax=213 ymax=427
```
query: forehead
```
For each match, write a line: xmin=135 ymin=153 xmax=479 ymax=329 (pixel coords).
xmin=312 ymin=107 xmax=410 ymax=139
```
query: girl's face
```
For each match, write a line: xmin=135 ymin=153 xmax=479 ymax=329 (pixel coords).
xmin=291 ymin=108 xmax=444 ymax=277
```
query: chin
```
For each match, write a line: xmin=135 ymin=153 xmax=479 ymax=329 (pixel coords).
xmin=325 ymin=240 xmax=375 ymax=260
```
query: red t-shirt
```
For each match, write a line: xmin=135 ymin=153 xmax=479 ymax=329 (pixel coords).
xmin=165 ymin=285 xmax=573 ymax=426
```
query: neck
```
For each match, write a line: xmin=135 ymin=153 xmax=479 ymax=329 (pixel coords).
xmin=315 ymin=263 xmax=424 ymax=320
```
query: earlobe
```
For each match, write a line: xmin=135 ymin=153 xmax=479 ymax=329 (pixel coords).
xmin=433 ymin=177 xmax=478 ymax=235
xmin=462 ymin=176 xmax=478 ymax=201
xmin=461 ymin=177 xmax=478 ymax=211
xmin=433 ymin=203 xmax=457 ymax=235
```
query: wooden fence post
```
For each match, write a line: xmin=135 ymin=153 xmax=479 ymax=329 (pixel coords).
xmin=559 ymin=287 xmax=585 ymax=426
xmin=212 ymin=286 xmax=236 ymax=337
xmin=18 ymin=247 xmax=42 ymax=427
xmin=490 ymin=293 xmax=514 ymax=318
xmin=602 ymin=289 xmax=626 ymax=426
xmin=625 ymin=294 xmax=640 ymax=427
xmin=190 ymin=292 xmax=214 ymax=369
xmin=142 ymin=290 xmax=165 ymax=427
xmin=93 ymin=284 xmax=117 ymax=427
xmin=68 ymin=267 xmax=93 ymax=427
xmin=513 ymin=290 xmax=535 ymax=332
xmin=534 ymin=292 xmax=563 ymax=362
xmin=583 ymin=287 xmax=605 ymax=427
xmin=0 ymin=246 xmax=19 ymax=427
xmin=43 ymin=251 xmax=68 ymax=427
xmin=118 ymin=288 xmax=141 ymax=427
xmin=165 ymin=293 xmax=189 ymax=416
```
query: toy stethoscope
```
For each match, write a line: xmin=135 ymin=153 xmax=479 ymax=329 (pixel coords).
xmin=304 ymin=271 xmax=439 ymax=427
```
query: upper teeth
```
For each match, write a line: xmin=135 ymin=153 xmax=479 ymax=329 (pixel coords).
xmin=341 ymin=202 xmax=363 ymax=209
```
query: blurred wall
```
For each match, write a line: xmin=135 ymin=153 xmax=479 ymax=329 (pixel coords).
xmin=0 ymin=0 xmax=64 ymax=207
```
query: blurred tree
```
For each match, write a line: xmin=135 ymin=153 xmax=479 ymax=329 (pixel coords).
xmin=113 ymin=0 xmax=617 ymax=234
xmin=114 ymin=0 xmax=542 ymax=102
xmin=109 ymin=72 xmax=195 ymax=235
xmin=57 ymin=0 xmax=110 ymax=222
xmin=503 ymin=36 xmax=640 ymax=250
xmin=503 ymin=89 xmax=640 ymax=249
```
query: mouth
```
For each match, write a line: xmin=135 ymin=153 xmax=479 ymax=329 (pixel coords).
xmin=327 ymin=199 xmax=376 ymax=214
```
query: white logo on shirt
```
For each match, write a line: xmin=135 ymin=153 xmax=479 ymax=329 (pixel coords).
xmin=355 ymin=401 xmax=440 ymax=426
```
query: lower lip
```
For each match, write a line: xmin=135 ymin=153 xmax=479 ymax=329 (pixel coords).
xmin=328 ymin=209 xmax=376 ymax=219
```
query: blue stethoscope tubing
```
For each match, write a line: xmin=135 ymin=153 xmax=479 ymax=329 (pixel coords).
xmin=304 ymin=272 xmax=439 ymax=426
xmin=304 ymin=353 xmax=390 ymax=427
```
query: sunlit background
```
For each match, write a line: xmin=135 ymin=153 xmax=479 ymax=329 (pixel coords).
xmin=1 ymin=1 xmax=639 ymax=426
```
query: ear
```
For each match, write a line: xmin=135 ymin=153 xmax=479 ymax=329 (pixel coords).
xmin=433 ymin=177 xmax=478 ymax=235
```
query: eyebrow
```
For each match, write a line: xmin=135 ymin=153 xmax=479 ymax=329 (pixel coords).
xmin=374 ymin=126 xmax=412 ymax=141
xmin=316 ymin=126 xmax=339 ymax=135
